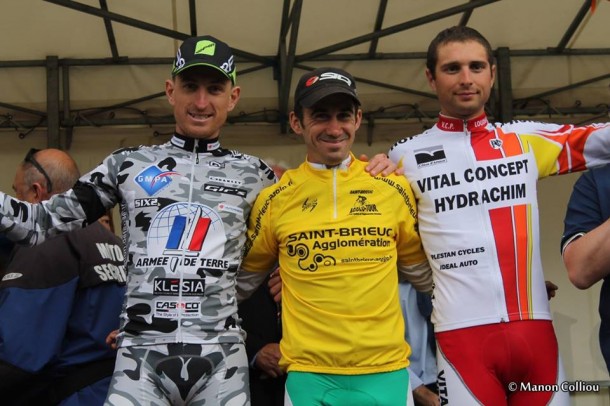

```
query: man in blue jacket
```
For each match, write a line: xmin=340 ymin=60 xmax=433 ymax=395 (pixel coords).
xmin=0 ymin=148 xmax=125 ymax=405
xmin=562 ymin=164 xmax=610 ymax=374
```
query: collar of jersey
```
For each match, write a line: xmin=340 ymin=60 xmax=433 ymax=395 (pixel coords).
xmin=437 ymin=113 xmax=489 ymax=133
xmin=307 ymin=154 xmax=352 ymax=170
xmin=170 ymin=133 xmax=221 ymax=153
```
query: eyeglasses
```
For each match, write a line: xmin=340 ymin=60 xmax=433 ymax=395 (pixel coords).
xmin=24 ymin=148 xmax=53 ymax=194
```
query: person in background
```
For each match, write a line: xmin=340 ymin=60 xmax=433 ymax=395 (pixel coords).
xmin=388 ymin=25 xmax=610 ymax=405
xmin=98 ymin=210 xmax=115 ymax=233
xmin=239 ymin=67 xmax=431 ymax=406
xmin=399 ymin=282 xmax=439 ymax=406
xmin=0 ymin=148 xmax=125 ymax=406
xmin=562 ymin=164 xmax=610 ymax=374
xmin=0 ymin=234 xmax=13 ymax=272
xmin=239 ymin=269 xmax=284 ymax=406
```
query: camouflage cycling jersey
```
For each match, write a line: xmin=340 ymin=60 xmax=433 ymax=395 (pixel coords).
xmin=0 ymin=134 xmax=276 ymax=347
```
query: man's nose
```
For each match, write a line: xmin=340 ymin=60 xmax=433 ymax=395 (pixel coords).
xmin=459 ymin=67 xmax=473 ymax=84
xmin=325 ymin=117 xmax=343 ymax=136
xmin=194 ymin=89 xmax=210 ymax=108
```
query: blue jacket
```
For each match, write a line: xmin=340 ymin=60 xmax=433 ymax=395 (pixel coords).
xmin=0 ymin=222 xmax=125 ymax=405
xmin=562 ymin=164 xmax=610 ymax=373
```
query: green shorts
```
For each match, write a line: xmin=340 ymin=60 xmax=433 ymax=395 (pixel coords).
xmin=285 ymin=368 xmax=412 ymax=406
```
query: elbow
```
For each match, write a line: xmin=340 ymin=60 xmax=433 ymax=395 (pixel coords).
xmin=563 ymin=248 xmax=596 ymax=289
xmin=567 ymin=268 xmax=594 ymax=290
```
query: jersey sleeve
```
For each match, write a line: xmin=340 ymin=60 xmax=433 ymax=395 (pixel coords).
xmin=394 ymin=177 xmax=427 ymax=266
xmin=409 ymin=366 xmax=424 ymax=389
xmin=241 ymin=186 xmax=280 ymax=273
xmin=0 ymin=189 xmax=88 ymax=246
xmin=388 ymin=144 xmax=406 ymax=169
xmin=236 ymin=184 xmax=278 ymax=301
xmin=561 ymin=168 xmax=603 ymax=251
xmin=502 ymin=121 xmax=610 ymax=178
xmin=391 ymin=176 xmax=431 ymax=291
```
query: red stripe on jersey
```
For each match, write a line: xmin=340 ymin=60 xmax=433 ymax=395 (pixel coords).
xmin=489 ymin=204 xmax=532 ymax=322
xmin=188 ymin=217 xmax=211 ymax=251
xmin=470 ymin=131 xmax=503 ymax=161
xmin=513 ymin=204 xmax=532 ymax=320
xmin=489 ymin=207 xmax=520 ymax=319
xmin=546 ymin=126 xmax=591 ymax=173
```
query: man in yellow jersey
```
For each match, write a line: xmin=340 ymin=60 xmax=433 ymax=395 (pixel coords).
xmin=239 ymin=67 xmax=432 ymax=406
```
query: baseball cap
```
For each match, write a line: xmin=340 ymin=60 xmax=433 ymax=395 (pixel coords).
xmin=171 ymin=35 xmax=237 ymax=84
xmin=294 ymin=67 xmax=360 ymax=108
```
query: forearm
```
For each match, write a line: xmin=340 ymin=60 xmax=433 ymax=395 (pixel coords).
xmin=398 ymin=261 xmax=433 ymax=294
xmin=563 ymin=219 xmax=610 ymax=289
xmin=0 ymin=190 xmax=89 ymax=246
xmin=236 ymin=268 xmax=270 ymax=302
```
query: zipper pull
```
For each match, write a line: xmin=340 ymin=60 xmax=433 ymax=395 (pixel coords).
xmin=194 ymin=139 xmax=199 ymax=164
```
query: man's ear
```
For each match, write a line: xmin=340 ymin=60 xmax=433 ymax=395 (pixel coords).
xmin=31 ymin=182 xmax=46 ymax=203
xmin=227 ymin=86 xmax=241 ymax=112
xmin=289 ymin=112 xmax=303 ymax=135
xmin=354 ymin=108 xmax=363 ymax=131
xmin=165 ymin=79 xmax=175 ymax=106
xmin=425 ymin=69 xmax=437 ymax=92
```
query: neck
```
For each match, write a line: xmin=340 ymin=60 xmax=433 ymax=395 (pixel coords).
xmin=437 ymin=113 xmax=489 ymax=132
xmin=307 ymin=154 xmax=352 ymax=170
xmin=170 ymin=133 xmax=221 ymax=152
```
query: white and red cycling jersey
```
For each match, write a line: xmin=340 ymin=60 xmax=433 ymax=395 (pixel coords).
xmin=389 ymin=113 xmax=610 ymax=333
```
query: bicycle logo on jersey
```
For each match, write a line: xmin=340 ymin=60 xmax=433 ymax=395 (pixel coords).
xmin=287 ymin=243 xmax=336 ymax=272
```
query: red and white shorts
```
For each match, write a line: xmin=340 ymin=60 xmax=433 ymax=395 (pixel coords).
xmin=436 ymin=320 xmax=569 ymax=405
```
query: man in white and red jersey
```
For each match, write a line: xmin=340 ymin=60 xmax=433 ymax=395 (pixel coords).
xmin=389 ymin=25 xmax=610 ymax=405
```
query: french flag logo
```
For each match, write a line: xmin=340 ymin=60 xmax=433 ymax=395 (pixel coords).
xmin=164 ymin=207 xmax=210 ymax=256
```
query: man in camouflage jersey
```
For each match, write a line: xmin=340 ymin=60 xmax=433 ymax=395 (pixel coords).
xmin=0 ymin=35 xmax=276 ymax=405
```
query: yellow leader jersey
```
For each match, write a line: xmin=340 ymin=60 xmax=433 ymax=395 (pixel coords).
xmin=242 ymin=155 xmax=427 ymax=375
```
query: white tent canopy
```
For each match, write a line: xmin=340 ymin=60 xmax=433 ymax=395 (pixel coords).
xmin=0 ymin=0 xmax=608 ymax=146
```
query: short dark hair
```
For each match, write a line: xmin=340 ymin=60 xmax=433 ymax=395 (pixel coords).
xmin=426 ymin=26 xmax=495 ymax=79
xmin=294 ymin=102 xmax=304 ymax=123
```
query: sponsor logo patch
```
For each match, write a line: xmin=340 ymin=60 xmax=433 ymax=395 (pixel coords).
xmin=135 ymin=198 xmax=159 ymax=208
xmin=349 ymin=195 xmax=380 ymax=215
xmin=204 ymin=183 xmax=247 ymax=197
xmin=154 ymin=300 xmax=201 ymax=318
xmin=154 ymin=278 xmax=205 ymax=296
xmin=302 ymin=197 xmax=318 ymax=212
xmin=135 ymin=166 xmax=180 ymax=196
xmin=489 ymin=138 xmax=503 ymax=149
xmin=2 ymin=272 xmax=22 ymax=281
xmin=414 ymin=145 xmax=447 ymax=167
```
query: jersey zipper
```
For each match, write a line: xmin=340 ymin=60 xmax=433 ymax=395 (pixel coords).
xmin=465 ymin=122 xmax=508 ymax=323
xmin=175 ymin=139 xmax=199 ymax=342
xmin=491 ymin=128 xmax=509 ymax=322
xmin=332 ymin=167 xmax=338 ymax=219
